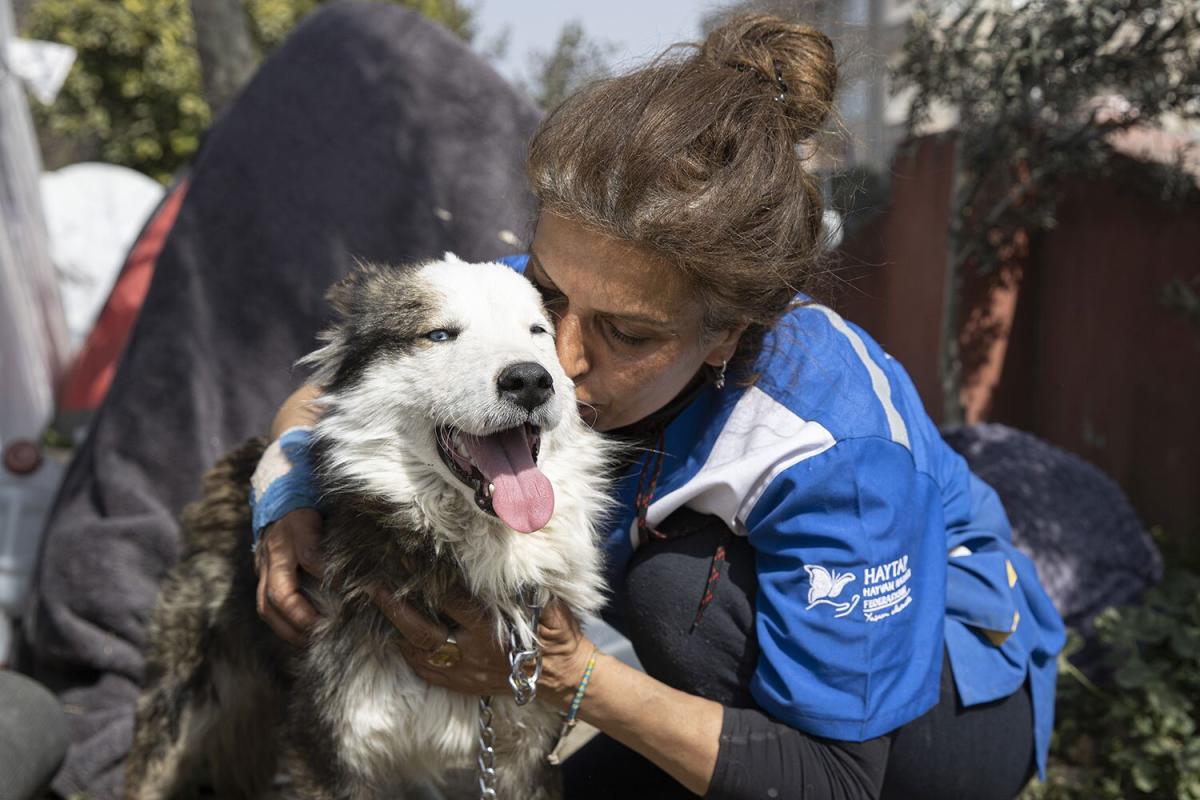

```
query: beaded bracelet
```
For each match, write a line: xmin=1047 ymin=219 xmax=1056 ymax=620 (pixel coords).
xmin=546 ymin=648 xmax=599 ymax=765
xmin=566 ymin=650 xmax=597 ymax=721
xmin=248 ymin=426 xmax=321 ymax=551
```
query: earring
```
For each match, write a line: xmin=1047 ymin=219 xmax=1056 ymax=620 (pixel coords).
xmin=714 ymin=360 xmax=727 ymax=390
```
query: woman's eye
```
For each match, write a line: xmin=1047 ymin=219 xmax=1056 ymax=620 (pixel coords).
xmin=533 ymin=281 xmax=566 ymax=310
xmin=425 ymin=329 xmax=455 ymax=342
xmin=605 ymin=321 xmax=647 ymax=346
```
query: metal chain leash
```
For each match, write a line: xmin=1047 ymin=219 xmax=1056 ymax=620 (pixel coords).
xmin=476 ymin=587 xmax=544 ymax=800
xmin=508 ymin=587 xmax=543 ymax=705
xmin=476 ymin=696 xmax=498 ymax=800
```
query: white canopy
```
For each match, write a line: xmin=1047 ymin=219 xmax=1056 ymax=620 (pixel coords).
xmin=40 ymin=163 xmax=166 ymax=350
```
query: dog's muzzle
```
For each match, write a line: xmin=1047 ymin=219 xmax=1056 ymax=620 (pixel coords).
xmin=435 ymin=423 xmax=553 ymax=533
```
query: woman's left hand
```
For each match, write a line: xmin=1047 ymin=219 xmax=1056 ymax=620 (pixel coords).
xmin=373 ymin=590 xmax=594 ymax=708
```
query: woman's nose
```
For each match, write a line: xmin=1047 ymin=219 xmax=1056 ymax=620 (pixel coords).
xmin=555 ymin=312 xmax=590 ymax=381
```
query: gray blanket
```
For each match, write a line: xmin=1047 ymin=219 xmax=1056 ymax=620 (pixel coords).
xmin=20 ymin=4 xmax=540 ymax=796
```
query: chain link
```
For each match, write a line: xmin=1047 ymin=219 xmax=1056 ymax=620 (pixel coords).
xmin=477 ymin=696 xmax=498 ymax=800
xmin=476 ymin=587 xmax=544 ymax=799
xmin=507 ymin=588 xmax=543 ymax=706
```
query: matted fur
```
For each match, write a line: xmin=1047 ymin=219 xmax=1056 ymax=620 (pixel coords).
xmin=126 ymin=257 xmax=615 ymax=799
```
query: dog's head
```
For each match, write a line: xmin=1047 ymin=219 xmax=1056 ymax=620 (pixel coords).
xmin=303 ymin=255 xmax=584 ymax=533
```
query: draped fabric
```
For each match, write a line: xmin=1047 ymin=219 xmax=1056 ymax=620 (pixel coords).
xmin=0 ymin=0 xmax=70 ymax=446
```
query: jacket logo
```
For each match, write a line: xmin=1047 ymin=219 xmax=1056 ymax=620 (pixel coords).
xmin=862 ymin=555 xmax=913 ymax=622
xmin=804 ymin=565 xmax=860 ymax=618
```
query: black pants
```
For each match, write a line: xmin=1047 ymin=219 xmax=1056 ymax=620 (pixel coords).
xmin=563 ymin=513 xmax=1035 ymax=799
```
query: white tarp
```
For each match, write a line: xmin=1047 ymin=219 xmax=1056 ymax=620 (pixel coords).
xmin=6 ymin=37 xmax=74 ymax=105
xmin=0 ymin=0 xmax=73 ymax=662
xmin=41 ymin=163 xmax=165 ymax=350
xmin=0 ymin=0 xmax=69 ymax=449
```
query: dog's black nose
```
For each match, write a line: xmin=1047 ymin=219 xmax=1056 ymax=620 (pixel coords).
xmin=497 ymin=362 xmax=554 ymax=412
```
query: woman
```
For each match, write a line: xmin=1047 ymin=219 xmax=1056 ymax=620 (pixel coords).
xmin=252 ymin=14 xmax=1064 ymax=799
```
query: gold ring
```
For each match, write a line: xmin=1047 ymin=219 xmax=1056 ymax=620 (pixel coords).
xmin=425 ymin=633 xmax=461 ymax=668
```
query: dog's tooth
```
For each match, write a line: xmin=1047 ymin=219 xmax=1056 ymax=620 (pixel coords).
xmin=486 ymin=482 xmax=495 ymax=497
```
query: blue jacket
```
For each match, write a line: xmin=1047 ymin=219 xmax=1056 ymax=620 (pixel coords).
xmin=501 ymin=255 xmax=1065 ymax=774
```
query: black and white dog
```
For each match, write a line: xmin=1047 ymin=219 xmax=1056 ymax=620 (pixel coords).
xmin=126 ymin=256 xmax=613 ymax=799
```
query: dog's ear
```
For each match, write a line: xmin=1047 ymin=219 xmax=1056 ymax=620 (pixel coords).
xmin=326 ymin=273 xmax=359 ymax=318
xmin=302 ymin=276 xmax=366 ymax=387
xmin=326 ymin=260 xmax=385 ymax=318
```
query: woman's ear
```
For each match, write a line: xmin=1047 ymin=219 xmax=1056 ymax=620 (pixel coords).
xmin=704 ymin=324 xmax=748 ymax=367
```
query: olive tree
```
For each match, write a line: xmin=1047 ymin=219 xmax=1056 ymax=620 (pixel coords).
xmin=23 ymin=0 xmax=476 ymax=181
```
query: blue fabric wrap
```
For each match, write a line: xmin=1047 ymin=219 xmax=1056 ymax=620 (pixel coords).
xmin=249 ymin=427 xmax=322 ymax=549
xmin=496 ymin=253 xmax=529 ymax=273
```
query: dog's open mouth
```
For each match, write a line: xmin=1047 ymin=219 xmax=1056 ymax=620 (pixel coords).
xmin=435 ymin=423 xmax=553 ymax=533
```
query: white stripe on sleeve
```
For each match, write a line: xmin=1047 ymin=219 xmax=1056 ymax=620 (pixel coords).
xmin=639 ymin=386 xmax=837 ymax=542
xmin=809 ymin=306 xmax=910 ymax=450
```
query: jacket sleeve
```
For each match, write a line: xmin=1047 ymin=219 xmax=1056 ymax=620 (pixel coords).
xmin=743 ymin=435 xmax=948 ymax=741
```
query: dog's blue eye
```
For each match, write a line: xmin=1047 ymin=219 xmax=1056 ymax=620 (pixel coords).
xmin=426 ymin=329 xmax=454 ymax=342
xmin=530 ymin=324 xmax=548 ymax=335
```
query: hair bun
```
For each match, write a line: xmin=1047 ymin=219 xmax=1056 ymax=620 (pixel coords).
xmin=701 ymin=13 xmax=837 ymax=142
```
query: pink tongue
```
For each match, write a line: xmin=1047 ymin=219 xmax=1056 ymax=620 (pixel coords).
xmin=461 ymin=428 xmax=555 ymax=533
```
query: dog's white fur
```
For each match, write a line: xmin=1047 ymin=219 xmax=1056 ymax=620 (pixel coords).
xmin=301 ymin=256 xmax=612 ymax=793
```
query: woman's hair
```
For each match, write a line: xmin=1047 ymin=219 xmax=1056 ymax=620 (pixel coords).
xmin=527 ymin=13 xmax=838 ymax=368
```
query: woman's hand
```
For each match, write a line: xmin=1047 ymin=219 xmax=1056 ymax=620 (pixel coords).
xmin=255 ymin=382 xmax=327 ymax=644
xmin=533 ymin=601 xmax=598 ymax=706
xmin=254 ymin=508 xmax=324 ymax=644
xmin=375 ymin=591 xmax=593 ymax=707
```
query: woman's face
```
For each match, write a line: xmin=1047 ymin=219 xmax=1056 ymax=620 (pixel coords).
xmin=527 ymin=212 xmax=742 ymax=432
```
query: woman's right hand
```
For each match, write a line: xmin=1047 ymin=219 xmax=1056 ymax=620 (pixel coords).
xmin=255 ymin=507 xmax=325 ymax=644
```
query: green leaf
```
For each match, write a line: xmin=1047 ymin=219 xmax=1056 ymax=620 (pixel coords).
xmin=1114 ymin=658 xmax=1155 ymax=690
xmin=26 ymin=0 xmax=474 ymax=179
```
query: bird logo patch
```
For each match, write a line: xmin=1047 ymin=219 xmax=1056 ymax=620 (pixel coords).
xmin=804 ymin=565 xmax=861 ymax=618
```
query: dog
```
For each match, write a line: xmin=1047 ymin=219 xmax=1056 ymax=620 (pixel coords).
xmin=125 ymin=256 xmax=613 ymax=799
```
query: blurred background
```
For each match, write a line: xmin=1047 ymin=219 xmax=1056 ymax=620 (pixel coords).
xmin=2 ymin=1 xmax=1199 ymax=798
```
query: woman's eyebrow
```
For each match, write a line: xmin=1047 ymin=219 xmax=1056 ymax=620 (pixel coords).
xmin=527 ymin=249 xmax=676 ymax=330
xmin=526 ymin=252 xmax=558 ymax=289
